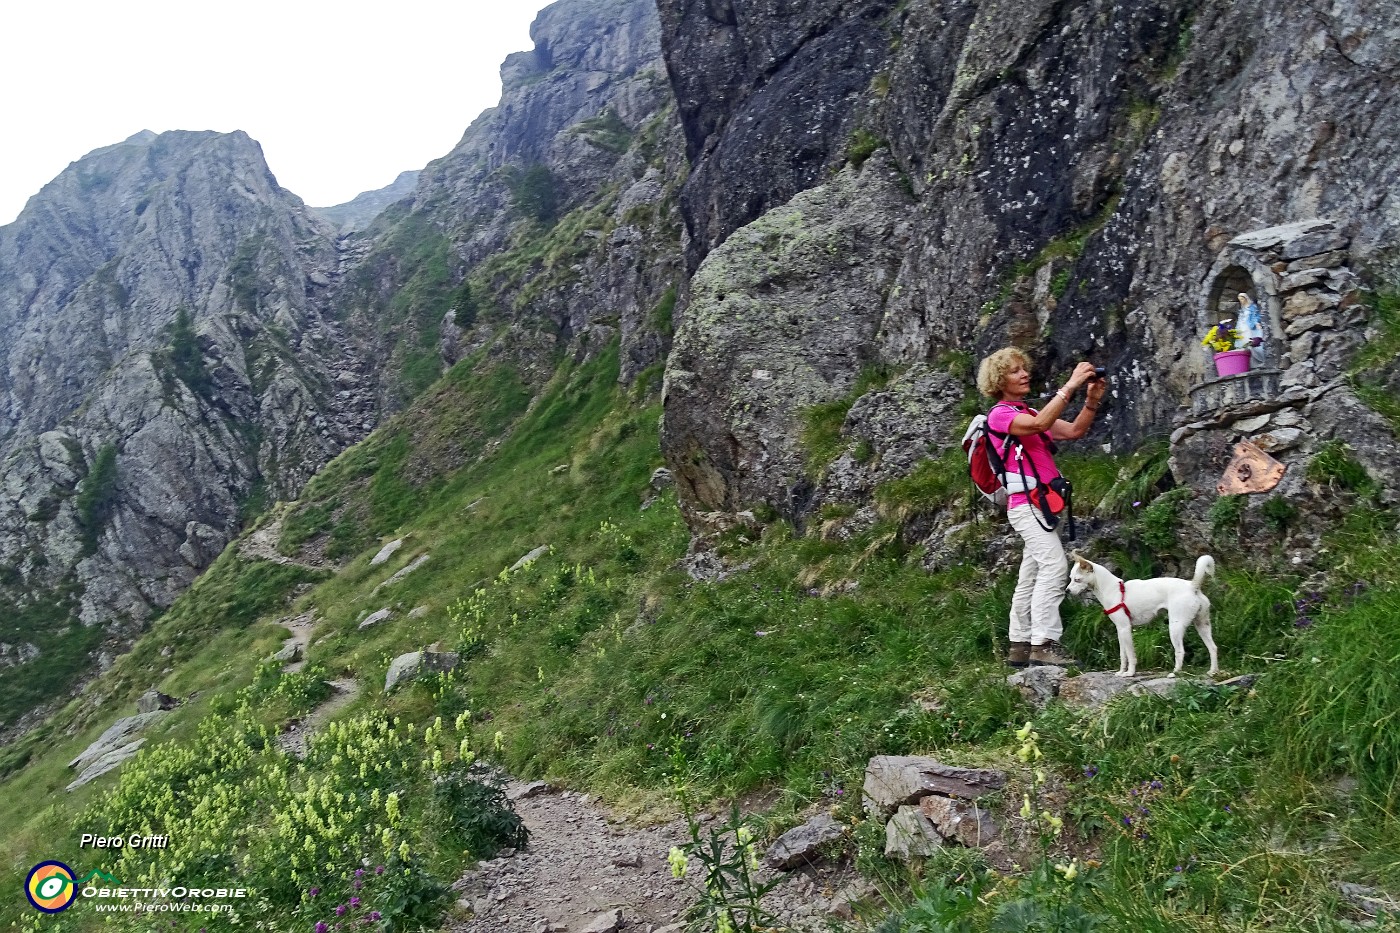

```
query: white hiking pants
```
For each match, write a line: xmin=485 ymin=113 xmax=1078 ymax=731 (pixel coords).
xmin=1008 ymin=504 xmax=1067 ymax=645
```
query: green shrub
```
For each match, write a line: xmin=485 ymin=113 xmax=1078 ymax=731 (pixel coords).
xmin=1206 ymin=494 xmax=1244 ymax=541
xmin=508 ymin=164 xmax=559 ymax=224
xmin=1307 ymin=440 xmax=1373 ymax=492
xmin=847 ymin=128 xmax=885 ymax=168
xmin=75 ymin=443 xmax=119 ymax=554
xmin=427 ymin=767 xmax=528 ymax=859
xmin=163 ymin=307 xmax=211 ymax=396
xmin=1137 ymin=486 xmax=1193 ymax=552
xmin=573 ymin=107 xmax=633 ymax=154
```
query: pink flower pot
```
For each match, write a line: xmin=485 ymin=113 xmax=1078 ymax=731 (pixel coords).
xmin=1213 ymin=349 xmax=1252 ymax=377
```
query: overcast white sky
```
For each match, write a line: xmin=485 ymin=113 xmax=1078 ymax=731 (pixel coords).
xmin=0 ymin=0 xmax=553 ymax=225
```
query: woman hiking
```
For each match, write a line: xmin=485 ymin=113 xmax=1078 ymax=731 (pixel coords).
xmin=976 ymin=348 xmax=1107 ymax=668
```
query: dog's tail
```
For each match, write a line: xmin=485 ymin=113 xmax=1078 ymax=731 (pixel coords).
xmin=1191 ymin=554 xmax=1216 ymax=589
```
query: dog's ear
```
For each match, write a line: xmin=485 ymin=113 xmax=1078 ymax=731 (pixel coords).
xmin=1071 ymin=552 xmax=1092 ymax=572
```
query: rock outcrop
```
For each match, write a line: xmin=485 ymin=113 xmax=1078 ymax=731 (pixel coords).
xmin=657 ymin=0 xmax=1400 ymax=524
xmin=400 ymin=0 xmax=685 ymax=385
xmin=661 ymin=152 xmax=912 ymax=514
xmin=0 ymin=130 xmax=380 ymax=729
xmin=1 ymin=0 xmax=690 ymax=736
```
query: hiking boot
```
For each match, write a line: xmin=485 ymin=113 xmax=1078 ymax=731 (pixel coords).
xmin=1006 ymin=641 xmax=1031 ymax=668
xmin=1030 ymin=640 xmax=1080 ymax=668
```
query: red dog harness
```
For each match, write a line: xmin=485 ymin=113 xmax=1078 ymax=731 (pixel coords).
xmin=1103 ymin=580 xmax=1132 ymax=622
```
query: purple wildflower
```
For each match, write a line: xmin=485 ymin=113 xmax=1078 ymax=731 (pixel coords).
xmin=1083 ymin=765 xmax=1098 ymax=778
xmin=350 ymin=897 xmax=360 ymax=908
xmin=369 ymin=912 xmax=382 ymax=921
xmin=1122 ymin=815 xmax=1133 ymax=826
xmin=375 ymin=866 xmax=385 ymax=875
xmin=316 ymin=924 xmax=329 ymax=933
xmin=354 ymin=869 xmax=364 ymax=878
xmin=309 ymin=887 xmax=320 ymax=897
xmin=1150 ymin=780 xmax=1163 ymax=790
xmin=353 ymin=880 xmax=362 ymax=890
xmin=335 ymin=904 xmax=347 ymax=917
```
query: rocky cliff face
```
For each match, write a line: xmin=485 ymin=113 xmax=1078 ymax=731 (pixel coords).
xmin=0 ymin=130 xmax=379 ymax=729
xmin=658 ymin=0 xmax=897 ymax=271
xmin=0 ymin=0 xmax=687 ymax=734
xmin=659 ymin=0 xmax=1400 ymax=528
xmin=400 ymin=0 xmax=684 ymax=385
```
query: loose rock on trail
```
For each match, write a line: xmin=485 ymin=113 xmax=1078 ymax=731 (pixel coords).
xmin=446 ymin=781 xmax=864 ymax=933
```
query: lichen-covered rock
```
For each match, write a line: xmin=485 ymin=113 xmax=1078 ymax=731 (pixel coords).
xmin=657 ymin=0 xmax=897 ymax=269
xmin=1007 ymin=666 xmax=1069 ymax=709
xmin=655 ymin=0 xmax=1400 ymax=527
xmin=661 ymin=153 xmax=912 ymax=515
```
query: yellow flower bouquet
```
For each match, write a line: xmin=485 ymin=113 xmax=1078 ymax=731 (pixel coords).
xmin=1201 ymin=323 xmax=1241 ymax=353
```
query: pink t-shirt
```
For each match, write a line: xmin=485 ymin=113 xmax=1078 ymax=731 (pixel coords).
xmin=986 ymin=401 xmax=1061 ymax=509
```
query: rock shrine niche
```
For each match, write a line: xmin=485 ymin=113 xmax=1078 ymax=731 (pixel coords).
xmin=1187 ymin=219 xmax=1359 ymax=417
xmin=1167 ymin=219 xmax=1385 ymax=558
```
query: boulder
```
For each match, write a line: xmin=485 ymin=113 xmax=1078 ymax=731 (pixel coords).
xmin=372 ymin=553 xmax=431 ymax=594
xmin=67 ymin=740 xmax=146 ymax=791
xmin=919 ymin=796 xmax=1000 ymax=849
xmin=136 ymin=689 xmax=178 ymax=713
xmin=271 ymin=642 xmax=303 ymax=663
xmin=509 ymin=546 xmax=550 ymax=572
xmin=827 ymin=881 xmax=877 ymax=920
xmin=884 ymin=805 xmax=942 ymax=859
xmin=1007 ymin=666 xmax=1068 ymax=709
xmin=1056 ymin=672 xmax=1213 ymax=709
xmin=863 ymin=756 xmax=1006 ymax=815
xmin=764 ymin=812 xmax=845 ymax=869
xmin=508 ymin=780 xmax=553 ymax=801
xmin=358 ymin=607 xmax=393 ymax=630
xmin=69 ymin=711 xmax=168 ymax=772
xmin=370 ymin=539 xmax=404 ymax=566
xmin=384 ymin=648 xmax=461 ymax=693
xmin=650 ymin=467 xmax=674 ymax=489
xmin=1057 ymin=672 xmax=1151 ymax=708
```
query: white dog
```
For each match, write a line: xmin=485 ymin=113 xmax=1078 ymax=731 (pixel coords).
xmin=1065 ymin=553 xmax=1220 ymax=678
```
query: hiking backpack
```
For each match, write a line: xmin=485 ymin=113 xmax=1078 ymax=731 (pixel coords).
xmin=961 ymin=403 xmax=1045 ymax=505
xmin=962 ymin=409 xmax=1020 ymax=507
xmin=962 ymin=403 xmax=1075 ymax=537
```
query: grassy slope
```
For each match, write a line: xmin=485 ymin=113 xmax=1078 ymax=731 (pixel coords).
xmin=0 ymin=321 xmax=1398 ymax=930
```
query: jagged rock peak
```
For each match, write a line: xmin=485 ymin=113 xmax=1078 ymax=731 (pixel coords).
xmin=503 ymin=0 xmax=662 ymax=90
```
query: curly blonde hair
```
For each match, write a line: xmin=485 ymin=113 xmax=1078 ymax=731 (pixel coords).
xmin=976 ymin=347 xmax=1031 ymax=399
